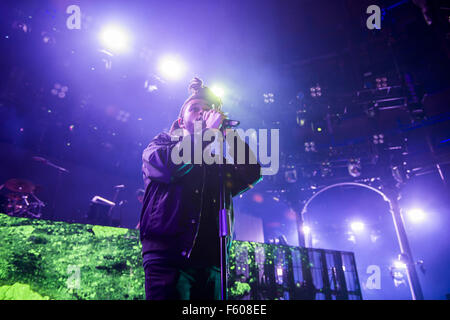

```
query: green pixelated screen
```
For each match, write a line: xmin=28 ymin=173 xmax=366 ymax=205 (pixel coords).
xmin=0 ymin=213 xmax=361 ymax=300
xmin=0 ymin=213 xmax=144 ymax=300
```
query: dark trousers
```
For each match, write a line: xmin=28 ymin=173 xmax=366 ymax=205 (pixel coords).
xmin=143 ymin=253 xmax=221 ymax=300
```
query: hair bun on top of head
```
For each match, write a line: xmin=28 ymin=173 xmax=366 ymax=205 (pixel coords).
xmin=170 ymin=77 xmax=223 ymax=134
xmin=188 ymin=77 xmax=204 ymax=95
xmin=187 ymin=76 xmax=222 ymax=111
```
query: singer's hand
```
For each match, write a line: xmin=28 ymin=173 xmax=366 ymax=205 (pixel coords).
xmin=203 ymin=109 xmax=226 ymax=130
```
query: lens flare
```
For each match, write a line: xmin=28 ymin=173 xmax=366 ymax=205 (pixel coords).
xmin=406 ymin=208 xmax=426 ymax=223
xmin=350 ymin=221 xmax=365 ymax=232
xmin=211 ymin=85 xmax=225 ymax=98
xmin=158 ymin=55 xmax=186 ymax=80
xmin=99 ymin=25 xmax=130 ymax=53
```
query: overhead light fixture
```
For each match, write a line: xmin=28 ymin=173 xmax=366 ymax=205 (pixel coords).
xmin=376 ymin=77 xmax=388 ymax=89
xmin=310 ymin=85 xmax=322 ymax=98
xmin=144 ymin=80 xmax=158 ymax=92
xmin=348 ymin=158 xmax=362 ymax=178
xmin=116 ymin=110 xmax=130 ymax=122
xmin=304 ymin=141 xmax=316 ymax=152
xmin=158 ymin=55 xmax=187 ymax=81
xmin=51 ymin=83 xmax=68 ymax=99
xmin=284 ymin=166 xmax=297 ymax=183
xmin=373 ymin=134 xmax=384 ymax=144
xmin=99 ymin=24 xmax=131 ymax=54
xmin=211 ymin=85 xmax=225 ymax=99
xmin=350 ymin=221 xmax=365 ymax=233
xmin=263 ymin=93 xmax=275 ymax=104
xmin=406 ymin=208 xmax=426 ymax=224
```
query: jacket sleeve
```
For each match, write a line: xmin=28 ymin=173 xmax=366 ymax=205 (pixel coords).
xmin=225 ymin=133 xmax=262 ymax=197
xmin=142 ymin=133 xmax=194 ymax=184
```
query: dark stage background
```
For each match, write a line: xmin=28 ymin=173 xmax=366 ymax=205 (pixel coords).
xmin=0 ymin=0 xmax=449 ymax=299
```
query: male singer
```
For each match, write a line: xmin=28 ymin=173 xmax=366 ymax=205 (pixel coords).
xmin=139 ymin=77 xmax=261 ymax=300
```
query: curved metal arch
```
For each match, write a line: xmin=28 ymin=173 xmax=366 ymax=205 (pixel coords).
xmin=301 ymin=182 xmax=389 ymax=217
xmin=298 ymin=181 xmax=424 ymax=300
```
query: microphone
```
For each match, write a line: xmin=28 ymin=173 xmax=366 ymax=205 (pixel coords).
xmin=222 ymin=119 xmax=240 ymax=128
xmin=113 ymin=184 xmax=125 ymax=189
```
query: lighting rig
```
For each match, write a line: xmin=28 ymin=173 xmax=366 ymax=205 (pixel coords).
xmin=259 ymin=66 xmax=450 ymax=300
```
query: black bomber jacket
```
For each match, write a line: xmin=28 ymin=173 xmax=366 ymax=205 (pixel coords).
xmin=139 ymin=129 xmax=262 ymax=262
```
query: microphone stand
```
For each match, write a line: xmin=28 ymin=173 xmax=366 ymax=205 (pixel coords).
xmin=218 ymin=126 xmax=229 ymax=301
xmin=218 ymin=123 xmax=239 ymax=300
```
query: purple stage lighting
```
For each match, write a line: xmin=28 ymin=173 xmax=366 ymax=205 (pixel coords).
xmin=158 ymin=55 xmax=186 ymax=81
xmin=302 ymin=225 xmax=311 ymax=235
xmin=393 ymin=260 xmax=407 ymax=269
xmin=99 ymin=25 xmax=130 ymax=54
xmin=211 ymin=85 xmax=225 ymax=99
xmin=350 ymin=221 xmax=365 ymax=233
xmin=406 ymin=208 xmax=426 ymax=223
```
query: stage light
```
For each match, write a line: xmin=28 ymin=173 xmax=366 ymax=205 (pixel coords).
xmin=347 ymin=233 xmax=356 ymax=243
xmin=116 ymin=110 xmax=130 ymax=122
xmin=393 ymin=260 xmax=407 ymax=269
xmin=263 ymin=93 xmax=274 ymax=104
xmin=390 ymin=258 xmax=408 ymax=287
xmin=350 ymin=221 xmax=365 ymax=233
xmin=304 ymin=141 xmax=316 ymax=152
xmin=376 ymin=77 xmax=388 ymax=89
xmin=51 ymin=83 xmax=68 ymax=99
xmin=12 ymin=21 xmax=31 ymax=33
xmin=310 ymin=85 xmax=322 ymax=98
xmin=348 ymin=158 xmax=362 ymax=178
xmin=158 ymin=55 xmax=186 ymax=80
xmin=302 ymin=225 xmax=311 ymax=235
xmin=406 ymin=208 xmax=426 ymax=223
xmin=41 ymin=31 xmax=55 ymax=45
xmin=372 ymin=133 xmax=384 ymax=144
xmin=99 ymin=25 xmax=130 ymax=54
xmin=211 ymin=85 xmax=225 ymax=99
xmin=320 ymin=161 xmax=332 ymax=178
xmin=276 ymin=266 xmax=283 ymax=277
xmin=284 ymin=167 xmax=297 ymax=183
xmin=144 ymin=80 xmax=158 ymax=92
xmin=296 ymin=108 xmax=307 ymax=127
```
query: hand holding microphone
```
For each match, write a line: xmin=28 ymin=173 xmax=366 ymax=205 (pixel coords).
xmin=203 ymin=109 xmax=227 ymax=130
xmin=203 ymin=109 xmax=239 ymax=130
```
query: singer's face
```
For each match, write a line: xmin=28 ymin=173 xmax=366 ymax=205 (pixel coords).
xmin=180 ymin=99 xmax=211 ymax=134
